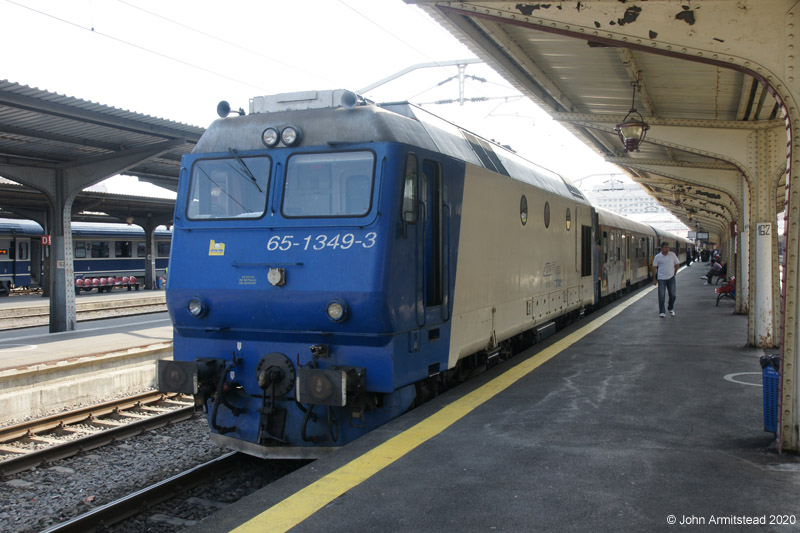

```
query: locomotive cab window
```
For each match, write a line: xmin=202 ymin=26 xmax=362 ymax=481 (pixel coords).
xmin=283 ymin=151 xmax=374 ymax=218
xmin=187 ymin=155 xmax=270 ymax=220
xmin=402 ymin=153 xmax=419 ymax=224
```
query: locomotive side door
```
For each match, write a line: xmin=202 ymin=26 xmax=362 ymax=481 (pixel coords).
xmin=421 ymin=159 xmax=446 ymax=327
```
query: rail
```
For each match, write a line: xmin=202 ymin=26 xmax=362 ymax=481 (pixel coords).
xmin=40 ymin=452 xmax=241 ymax=533
xmin=0 ymin=391 xmax=194 ymax=477
xmin=0 ymin=295 xmax=167 ymax=329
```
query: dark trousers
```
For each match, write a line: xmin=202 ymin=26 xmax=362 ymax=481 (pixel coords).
xmin=657 ymin=276 xmax=677 ymax=314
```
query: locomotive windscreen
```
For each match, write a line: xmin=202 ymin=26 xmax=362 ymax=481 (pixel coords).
xmin=282 ymin=151 xmax=375 ymax=218
xmin=186 ymin=156 xmax=271 ymax=220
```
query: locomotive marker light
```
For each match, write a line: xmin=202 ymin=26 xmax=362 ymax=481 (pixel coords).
xmin=187 ymin=297 xmax=208 ymax=317
xmin=261 ymin=127 xmax=280 ymax=148
xmin=614 ymin=80 xmax=649 ymax=152
xmin=326 ymin=299 xmax=348 ymax=322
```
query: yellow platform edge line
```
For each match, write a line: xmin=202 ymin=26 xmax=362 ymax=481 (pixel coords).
xmin=233 ymin=287 xmax=652 ymax=533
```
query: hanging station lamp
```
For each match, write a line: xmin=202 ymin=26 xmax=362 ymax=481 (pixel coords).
xmin=615 ymin=80 xmax=650 ymax=152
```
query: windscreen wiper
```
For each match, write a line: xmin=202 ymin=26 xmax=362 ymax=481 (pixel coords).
xmin=227 ymin=148 xmax=263 ymax=193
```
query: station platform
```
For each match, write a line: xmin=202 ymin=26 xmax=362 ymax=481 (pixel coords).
xmin=0 ymin=287 xmax=164 ymax=312
xmin=0 ymin=288 xmax=171 ymax=371
xmin=192 ymin=266 xmax=800 ymax=532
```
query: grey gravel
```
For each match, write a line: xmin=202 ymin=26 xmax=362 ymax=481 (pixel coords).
xmin=0 ymin=415 xmax=223 ymax=533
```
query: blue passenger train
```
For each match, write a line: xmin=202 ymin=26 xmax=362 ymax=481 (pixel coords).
xmin=159 ymin=90 xmax=689 ymax=457
xmin=0 ymin=218 xmax=171 ymax=295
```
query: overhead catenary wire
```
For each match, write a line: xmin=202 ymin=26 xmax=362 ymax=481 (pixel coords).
xmin=4 ymin=0 xmax=270 ymax=93
xmin=114 ymin=0 xmax=338 ymax=86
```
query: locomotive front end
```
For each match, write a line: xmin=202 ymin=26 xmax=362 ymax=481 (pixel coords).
xmin=160 ymin=91 xmax=420 ymax=457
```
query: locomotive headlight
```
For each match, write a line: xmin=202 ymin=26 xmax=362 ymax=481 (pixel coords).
xmin=281 ymin=126 xmax=302 ymax=147
xmin=187 ymin=297 xmax=208 ymax=318
xmin=326 ymin=299 xmax=347 ymax=322
xmin=261 ymin=127 xmax=280 ymax=148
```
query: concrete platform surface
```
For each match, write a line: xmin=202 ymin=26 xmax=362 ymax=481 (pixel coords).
xmin=191 ymin=267 xmax=800 ymax=532
xmin=0 ymin=288 xmax=165 ymax=311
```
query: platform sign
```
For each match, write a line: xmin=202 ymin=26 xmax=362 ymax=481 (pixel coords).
xmin=41 ymin=235 xmax=51 ymax=246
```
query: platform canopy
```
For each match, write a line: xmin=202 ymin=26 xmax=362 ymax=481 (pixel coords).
xmin=0 ymin=79 xmax=205 ymax=335
xmin=0 ymin=79 xmax=203 ymax=194
xmin=408 ymin=0 xmax=800 ymax=451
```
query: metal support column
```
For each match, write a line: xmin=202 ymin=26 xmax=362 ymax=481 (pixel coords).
xmin=49 ymin=171 xmax=77 ymax=332
xmin=143 ymin=219 xmax=158 ymax=290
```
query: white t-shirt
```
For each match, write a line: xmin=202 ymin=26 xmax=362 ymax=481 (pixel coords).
xmin=653 ymin=251 xmax=679 ymax=280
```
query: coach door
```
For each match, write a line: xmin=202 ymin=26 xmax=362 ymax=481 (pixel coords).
xmin=625 ymin=233 xmax=632 ymax=283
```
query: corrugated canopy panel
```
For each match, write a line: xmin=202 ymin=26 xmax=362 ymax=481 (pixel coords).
xmin=0 ymin=80 xmax=204 ymax=183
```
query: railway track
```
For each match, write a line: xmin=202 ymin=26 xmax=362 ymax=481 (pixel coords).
xmin=0 ymin=391 xmax=194 ymax=477
xmin=0 ymin=295 xmax=167 ymax=329
xmin=41 ymin=452 xmax=243 ymax=533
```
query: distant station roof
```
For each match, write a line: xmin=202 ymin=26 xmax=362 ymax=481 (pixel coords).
xmin=0 ymin=79 xmax=204 ymax=192
xmin=0 ymin=179 xmax=176 ymax=225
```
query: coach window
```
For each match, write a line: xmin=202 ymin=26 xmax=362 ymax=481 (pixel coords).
xmin=520 ymin=195 xmax=528 ymax=226
xmin=74 ymin=243 xmax=87 ymax=259
xmin=115 ymin=241 xmax=132 ymax=258
xmin=565 ymin=208 xmax=571 ymax=231
xmin=137 ymin=242 xmax=147 ymax=257
xmin=91 ymin=242 xmax=109 ymax=258
xmin=18 ymin=242 xmax=28 ymax=260
xmin=609 ymin=233 xmax=615 ymax=261
xmin=544 ymin=201 xmax=550 ymax=228
xmin=157 ymin=242 xmax=171 ymax=257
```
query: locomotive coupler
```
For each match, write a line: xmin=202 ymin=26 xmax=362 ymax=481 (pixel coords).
xmin=255 ymin=353 xmax=296 ymax=444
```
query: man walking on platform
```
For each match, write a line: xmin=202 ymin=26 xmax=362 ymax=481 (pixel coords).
xmin=652 ymin=242 xmax=680 ymax=318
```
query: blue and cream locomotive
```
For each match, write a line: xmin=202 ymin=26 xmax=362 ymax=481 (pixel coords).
xmin=160 ymin=90 xmax=688 ymax=457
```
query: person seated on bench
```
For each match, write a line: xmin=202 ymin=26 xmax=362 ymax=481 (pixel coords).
xmin=701 ymin=259 xmax=724 ymax=285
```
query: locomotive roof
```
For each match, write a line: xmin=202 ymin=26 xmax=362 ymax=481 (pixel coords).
xmin=197 ymin=89 xmax=588 ymax=204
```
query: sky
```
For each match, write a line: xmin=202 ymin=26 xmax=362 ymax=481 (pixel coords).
xmin=0 ymin=0 xmax=624 ymax=197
